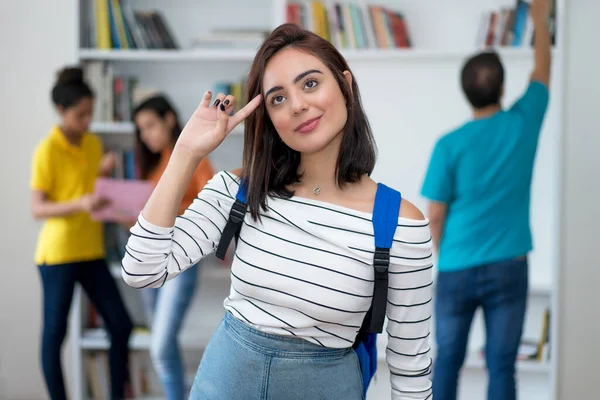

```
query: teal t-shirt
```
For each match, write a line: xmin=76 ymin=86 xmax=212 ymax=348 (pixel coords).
xmin=421 ymin=81 xmax=549 ymax=271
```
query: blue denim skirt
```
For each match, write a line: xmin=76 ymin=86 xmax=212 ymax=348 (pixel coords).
xmin=189 ymin=312 xmax=364 ymax=399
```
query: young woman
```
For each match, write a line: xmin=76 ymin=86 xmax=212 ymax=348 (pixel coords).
xmin=130 ymin=95 xmax=215 ymax=400
xmin=31 ymin=66 xmax=133 ymax=400
xmin=122 ymin=24 xmax=433 ymax=399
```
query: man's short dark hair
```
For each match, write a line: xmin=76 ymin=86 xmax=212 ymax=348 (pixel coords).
xmin=461 ymin=51 xmax=505 ymax=109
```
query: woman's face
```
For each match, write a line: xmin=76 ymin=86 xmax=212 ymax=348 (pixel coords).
xmin=135 ymin=110 xmax=174 ymax=153
xmin=262 ymin=47 xmax=352 ymax=154
xmin=59 ymin=96 xmax=93 ymax=135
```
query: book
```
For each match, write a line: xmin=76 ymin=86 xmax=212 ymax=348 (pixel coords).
xmin=91 ymin=177 xmax=154 ymax=222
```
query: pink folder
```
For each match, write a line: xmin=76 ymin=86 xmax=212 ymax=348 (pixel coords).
xmin=91 ymin=177 xmax=154 ymax=222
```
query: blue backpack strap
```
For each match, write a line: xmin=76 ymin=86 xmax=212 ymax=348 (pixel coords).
xmin=215 ymin=179 xmax=248 ymax=260
xmin=235 ymin=178 xmax=248 ymax=203
xmin=353 ymin=183 xmax=401 ymax=396
xmin=370 ymin=182 xmax=401 ymax=332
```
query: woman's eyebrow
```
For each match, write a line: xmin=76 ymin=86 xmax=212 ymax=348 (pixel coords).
xmin=293 ymin=69 xmax=323 ymax=83
xmin=265 ymin=69 xmax=324 ymax=98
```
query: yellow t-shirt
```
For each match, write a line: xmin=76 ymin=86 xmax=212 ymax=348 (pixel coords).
xmin=31 ymin=125 xmax=105 ymax=265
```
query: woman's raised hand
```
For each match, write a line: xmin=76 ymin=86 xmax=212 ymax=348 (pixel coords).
xmin=174 ymin=91 xmax=262 ymax=161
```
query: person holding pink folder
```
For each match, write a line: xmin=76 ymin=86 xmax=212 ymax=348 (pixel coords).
xmin=30 ymin=66 xmax=133 ymax=400
xmin=130 ymin=95 xmax=215 ymax=400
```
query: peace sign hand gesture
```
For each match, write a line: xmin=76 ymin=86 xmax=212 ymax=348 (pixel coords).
xmin=174 ymin=91 xmax=262 ymax=162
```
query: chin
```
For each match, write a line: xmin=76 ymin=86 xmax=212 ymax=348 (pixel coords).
xmin=285 ymin=130 xmax=341 ymax=155
xmin=143 ymin=142 xmax=160 ymax=153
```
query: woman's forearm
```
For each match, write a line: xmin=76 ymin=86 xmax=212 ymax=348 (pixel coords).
xmin=141 ymin=147 xmax=201 ymax=228
xmin=32 ymin=198 xmax=82 ymax=219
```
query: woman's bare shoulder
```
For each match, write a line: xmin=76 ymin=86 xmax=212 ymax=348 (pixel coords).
xmin=229 ymin=167 xmax=242 ymax=178
xmin=399 ymin=198 xmax=427 ymax=221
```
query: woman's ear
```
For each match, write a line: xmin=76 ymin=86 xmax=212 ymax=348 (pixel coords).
xmin=56 ymin=105 xmax=66 ymax=118
xmin=343 ymin=70 xmax=353 ymax=94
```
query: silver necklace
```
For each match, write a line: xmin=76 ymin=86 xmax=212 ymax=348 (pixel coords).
xmin=313 ymin=186 xmax=321 ymax=195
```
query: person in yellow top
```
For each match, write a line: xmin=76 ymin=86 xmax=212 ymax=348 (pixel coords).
xmin=130 ymin=94 xmax=215 ymax=400
xmin=30 ymin=66 xmax=133 ymax=400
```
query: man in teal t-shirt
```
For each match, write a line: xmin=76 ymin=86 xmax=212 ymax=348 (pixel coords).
xmin=421 ymin=1 xmax=552 ymax=399
xmin=423 ymin=80 xmax=549 ymax=271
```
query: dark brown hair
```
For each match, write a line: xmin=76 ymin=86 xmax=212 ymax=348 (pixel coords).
xmin=51 ymin=66 xmax=94 ymax=109
xmin=133 ymin=95 xmax=182 ymax=179
xmin=242 ymin=23 xmax=376 ymax=219
xmin=461 ymin=51 xmax=505 ymax=109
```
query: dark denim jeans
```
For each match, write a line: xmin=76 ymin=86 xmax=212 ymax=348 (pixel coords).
xmin=38 ymin=259 xmax=133 ymax=400
xmin=432 ymin=257 xmax=528 ymax=400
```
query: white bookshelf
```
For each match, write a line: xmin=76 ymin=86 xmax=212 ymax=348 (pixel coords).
xmin=79 ymin=47 xmax=559 ymax=63
xmin=79 ymin=48 xmax=258 ymax=62
xmin=90 ymin=121 xmax=244 ymax=136
xmin=72 ymin=0 xmax=565 ymax=399
xmin=90 ymin=121 xmax=134 ymax=134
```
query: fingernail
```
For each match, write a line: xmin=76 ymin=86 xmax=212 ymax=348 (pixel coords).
xmin=224 ymin=99 xmax=230 ymax=105
xmin=213 ymin=99 xmax=221 ymax=107
xmin=220 ymin=104 xmax=225 ymax=111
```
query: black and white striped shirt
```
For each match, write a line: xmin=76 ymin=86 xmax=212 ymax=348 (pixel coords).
xmin=122 ymin=171 xmax=433 ymax=399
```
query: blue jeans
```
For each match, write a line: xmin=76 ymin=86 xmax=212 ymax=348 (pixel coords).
xmin=190 ymin=312 xmax=364 ymax=399
xmin=141 ymin=263 xmax=199 ymax=400
xmin=38 ymin=259 xmax=133 ymax=400
xmin=433 ymin=257 xmax=528 ymax=400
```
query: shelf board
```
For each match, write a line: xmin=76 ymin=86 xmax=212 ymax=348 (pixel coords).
xmin=90 ymin=121 xmax=134 ymax=135
xmin=378 ymin=350 xmax=549 ymax=374
xmin=79 ymin=47 xmax=554 ymax=63
xmin=84 ymin=328 xmax=547 ymax=374
xmin=340 ymin=47 xmax=543 ymax=61
xmin=529 ymin=281 xmax=553 ymax=296
xmin=79 ymin=48 xmax=258 ymax=62
xmin=80 ymin=328 xmax=151 ymax=350
xmin=463 ymin=352 xmax=550 ymax=374
xmin=90 ymin=121 xmax=244 ymax=136
xmin=80 ymin=327 xmax=210 ymax=351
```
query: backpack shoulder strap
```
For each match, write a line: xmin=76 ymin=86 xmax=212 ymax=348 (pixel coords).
xmin=369 ymin=182 xmax=401 ymax=333
xmin=235 ymin=178 xmax=248 ymax=204
xmin=215 ymin=179 xmax=248 ymax=260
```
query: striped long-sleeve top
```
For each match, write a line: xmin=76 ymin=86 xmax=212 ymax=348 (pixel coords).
xmin=122 ymin=171 xmax=433 ymax=399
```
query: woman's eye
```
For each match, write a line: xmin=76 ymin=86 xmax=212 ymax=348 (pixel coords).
xmin=304 ymin=80 xmax=318 ymax=89
xmin=272 ymin=95 xmax=285 ymax=106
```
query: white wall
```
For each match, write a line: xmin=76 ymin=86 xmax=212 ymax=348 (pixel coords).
xmin=0 ymin=1 xmax=76 ymax=398
xmin=558 ymin=0 xmax=600 ymax=398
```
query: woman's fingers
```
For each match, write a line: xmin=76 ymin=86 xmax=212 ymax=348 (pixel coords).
xmin=222 ymin=95 xmax=236 ymax=113
xmin=214 ymin=98 xmax=230 ymax=136
xmin=198 ymin=90 xmax=213 ymax=108
xmin=212 ymin=93 xmax=227 ymax=108
xmin=196 ymin=91 xmax=260 ymax=137
xmin=229 ymin=94 xmax=262 ymax=129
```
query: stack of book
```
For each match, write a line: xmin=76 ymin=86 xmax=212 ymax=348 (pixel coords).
xmin=287 ymin=2 xmax=411 ymax=50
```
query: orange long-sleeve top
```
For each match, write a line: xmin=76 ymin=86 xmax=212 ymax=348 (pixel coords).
xmin=147 ymin=148 xmax=216 ymax=215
